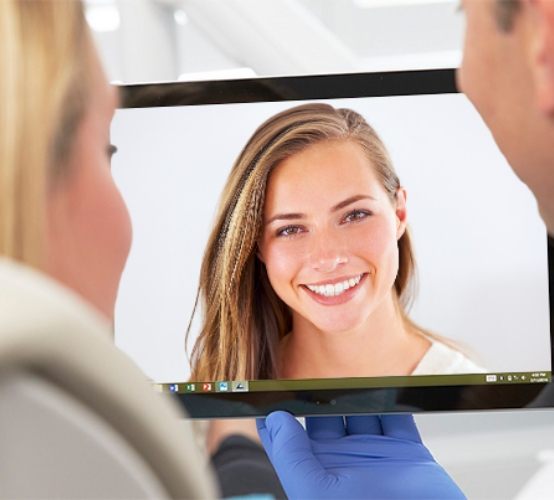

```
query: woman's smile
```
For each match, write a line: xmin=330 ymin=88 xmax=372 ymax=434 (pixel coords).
xmin=301 ymin=272 xmax=369 ymax=305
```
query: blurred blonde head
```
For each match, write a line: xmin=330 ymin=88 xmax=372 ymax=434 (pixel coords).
xmin=0 ymin=0 xmax=90 ymax=267
xmin=0 ymin=1 xmax=131 ymax=320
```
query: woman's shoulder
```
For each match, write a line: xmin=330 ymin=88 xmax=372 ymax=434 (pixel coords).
xmin=412 ymin=340 xmax=486 ymax=375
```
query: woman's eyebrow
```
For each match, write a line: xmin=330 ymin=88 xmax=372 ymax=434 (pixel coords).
xmin=265 ymin=195 xmax=376 ymax=225
xmin=332 ymin=194 xmax=376 ymax=212
xmin=265 ymin=212 xmax=305 ymax=226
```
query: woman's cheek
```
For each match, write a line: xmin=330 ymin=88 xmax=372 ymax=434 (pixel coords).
xmin=364 ymin=218 xmax=401 ymax=285
xmin=264 ymin=239 xmax=307 ymax=289
xmin=352 ymin=217 xmax=394 ymax=259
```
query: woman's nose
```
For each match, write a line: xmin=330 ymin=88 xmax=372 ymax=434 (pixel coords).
xmin=309 ymin=231 xmax=349 ymax=273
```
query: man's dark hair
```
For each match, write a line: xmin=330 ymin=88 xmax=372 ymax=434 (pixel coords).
xmin=494 ymin=0 xmax=521 ymax=32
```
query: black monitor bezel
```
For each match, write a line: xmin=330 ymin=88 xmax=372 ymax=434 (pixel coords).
xmin=118 ymin=69 xmax=554 ymax=418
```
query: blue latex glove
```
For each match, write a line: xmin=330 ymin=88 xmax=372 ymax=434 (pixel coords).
xmin=257 ymin=412 xmax=465 ymax=499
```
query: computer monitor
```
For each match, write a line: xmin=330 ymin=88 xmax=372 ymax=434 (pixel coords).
xmin=111 ymin=70 xmax=553 ymax=417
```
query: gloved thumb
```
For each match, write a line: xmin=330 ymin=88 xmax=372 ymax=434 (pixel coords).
xmin=257 ymin=411 xmax=326 ymax=487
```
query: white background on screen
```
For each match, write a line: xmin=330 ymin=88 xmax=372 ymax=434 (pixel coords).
xmin=111 ymin=93 xmax=550 ymax=383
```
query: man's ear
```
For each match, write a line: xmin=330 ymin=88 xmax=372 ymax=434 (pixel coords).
xmin=395 ymin=188 xmax=408 ymax=240
xmin=527 ymin=0 xmax=554 ymax=115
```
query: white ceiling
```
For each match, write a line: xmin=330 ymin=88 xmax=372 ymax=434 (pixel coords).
xmin=85 ymin=0 xmax=463 ymax=83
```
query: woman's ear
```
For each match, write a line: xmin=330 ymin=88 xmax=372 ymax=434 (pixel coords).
xmin=256 ymin=243 xmax=265 ymax=264
xmin=395 ymin=188 xmax=408 ymax=240
xmin=526 ymin=0 xmax=554 ymax=115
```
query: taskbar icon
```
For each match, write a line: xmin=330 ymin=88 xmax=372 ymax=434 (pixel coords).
xmin=216 ymin=381 xmax=230 ymax=392
xmin=231 ymin=380 xmax=249 ymax=392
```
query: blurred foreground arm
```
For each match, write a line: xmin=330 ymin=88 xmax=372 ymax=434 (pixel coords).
xmin=257 ymin=412 xmax=465 ymax=499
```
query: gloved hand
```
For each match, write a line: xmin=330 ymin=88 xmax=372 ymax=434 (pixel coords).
xmin=257 ymin=412 xmax=465 ymax=499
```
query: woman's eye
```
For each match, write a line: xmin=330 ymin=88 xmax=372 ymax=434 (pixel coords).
xmin=107 ymin=144 xmax=118 ymax=159
xmin=343 ymin=209 xmax=371 ymax=223
xmin=276 ymin=225 xmax=304 ymax=237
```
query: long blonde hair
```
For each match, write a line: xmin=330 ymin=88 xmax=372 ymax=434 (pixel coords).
xmin=188 ymin=103 xmax=423 ymax=381
xmin=0 ymin=0 xmax=90 ymax=267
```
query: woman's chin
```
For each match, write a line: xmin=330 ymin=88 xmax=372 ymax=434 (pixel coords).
xmin=309 ymin=316 xmax=367 ymax=336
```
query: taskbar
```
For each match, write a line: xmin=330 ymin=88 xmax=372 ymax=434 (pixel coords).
xmin=156 ymin=371 xmax=552 ymax=395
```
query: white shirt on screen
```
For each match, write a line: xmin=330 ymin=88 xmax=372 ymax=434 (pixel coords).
xmin=412 ymin=341 xmax=486 ymax=375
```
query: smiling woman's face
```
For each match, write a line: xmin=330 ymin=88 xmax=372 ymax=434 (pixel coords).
xmin=258 ymin=139 xmax=407 ymax=335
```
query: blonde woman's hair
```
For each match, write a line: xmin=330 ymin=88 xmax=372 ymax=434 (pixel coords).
xmin=188 ymin=103 xmax=423 ymax=381
xmin=0 ymin=0 xmax=90 ymax=267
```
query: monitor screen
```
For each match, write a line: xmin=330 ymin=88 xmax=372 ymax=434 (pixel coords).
xmin=111 ymin=70 xmax=553 ymax=417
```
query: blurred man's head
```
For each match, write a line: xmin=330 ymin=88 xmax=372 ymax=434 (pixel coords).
xmin=458 ymin=0 xmax=554 ymax=232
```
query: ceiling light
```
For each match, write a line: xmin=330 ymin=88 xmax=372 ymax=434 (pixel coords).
xmin=85 ymin=3 xmax=120 ymax=32
xmin=174 ymin=9 xmax=189 ymax=26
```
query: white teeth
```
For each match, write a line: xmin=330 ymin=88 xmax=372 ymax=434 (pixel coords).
xmin=306 ymin=274 xmax=363 ymax=297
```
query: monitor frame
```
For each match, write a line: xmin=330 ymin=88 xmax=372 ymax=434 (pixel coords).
xmin=118 ymin=69 xmax=554 ymax=418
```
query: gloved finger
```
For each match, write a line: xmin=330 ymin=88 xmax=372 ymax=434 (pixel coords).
xmin=256 ymin=417 xmax=271 ymax=453
xmin=379 ymin=414 xmax=423 ymax=443
xmin=306 ymin=416 xmax=346 ymax=439
xmin=345 ymin=415 xmax=382 ymax=435
xmin=262 ymin=411 xmax=326 ymax=491
xmin=259 ymin=412 xmax=306 ymax=457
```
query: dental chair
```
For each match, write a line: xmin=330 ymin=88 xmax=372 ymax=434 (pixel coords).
xmin=0 ymin=259 xmax=217 ymax=499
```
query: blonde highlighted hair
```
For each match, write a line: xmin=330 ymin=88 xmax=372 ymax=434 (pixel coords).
xmin=0 ymin=0 xmax=89 ymax=267
xmin=188 ymin=103 xmax=421 ymax=381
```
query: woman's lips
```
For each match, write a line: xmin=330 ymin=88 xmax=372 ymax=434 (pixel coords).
xmin=301 ymin=273 xmax=368 ymax=306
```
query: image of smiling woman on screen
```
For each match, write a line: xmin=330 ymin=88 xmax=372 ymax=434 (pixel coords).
xmin=188 ymin=103 xmax=484 ymax=381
